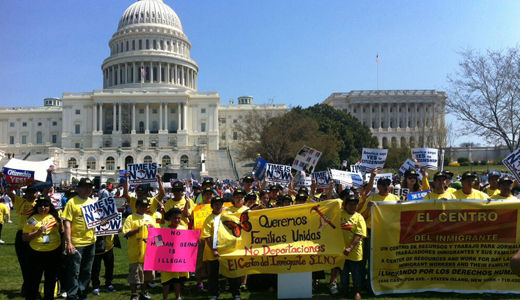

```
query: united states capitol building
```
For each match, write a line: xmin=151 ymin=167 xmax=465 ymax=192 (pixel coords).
xmin=0 ymin=0 xmax=286 ymax=184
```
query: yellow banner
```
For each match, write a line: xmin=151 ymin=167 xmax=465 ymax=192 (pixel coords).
xmin=217 ymin=200 xmax=346 ymax=277
xmin=193 ymin=202 xmax=232 ymax=230
xmin=372 ymin=200 xmax=520 ymax=295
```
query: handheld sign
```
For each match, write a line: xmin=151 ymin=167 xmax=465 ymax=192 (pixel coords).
xmin=127 ymin=163 xmax=158 ymax=184
xmin=144 ymin=228 xmax=200 ymax=272
xmin=292 ymin=146 xmax=322 ymax=173
xmin=312 ymin=171 xmax=331 ymax=188
xmin=329 ymin=169 xmax=364 ymax=187
xmin=361 ymin=148 xmax=388 ymax=172
xmin=366 ymin=173 xmax=393 ymax=188
xmin=503 ymin=148 xmax=520 ymax=182
xmin=407 ymin=190 xmax=430 ymax=201
xmin=350 ymin=164 xmax=362 ymax=174
xmin=81 ymin=197 xmax=119 ymax=229
xmin=2 ymin=158 xmax=54 ymax=188
xmin=265 ymin=163 xmax=291 ymax=184
xmin=253 ymin=158 xmax=267 ymax=181
xmin=193 ymin=202 xmax=233 ymax=230
xmin=95 ymin=213 xmax=123 ymax=236
xmin=411 ymin=148 xmax=439 ymax=170
xmin=296 ymin=173 xmax=312 ymax=188
xmin=398 ymin=159 xmax=423 ymax=181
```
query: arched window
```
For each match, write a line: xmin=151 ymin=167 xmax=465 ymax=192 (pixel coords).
xmin=36 ymin=132 xmax=43 ymax=144
xmin=169 ymin=120 xmax=177 ymax=132
xmin=152 ymin=121 xmax=158 ymax=132
xmin=87 ymin=157 xmax=96 ymax=170
xmin=180 ymin=155 xmax=189 ymax=167
xmin=391 ymin=137 xmax=397 ymax=147
xmin=144 ymin=155 xmax=152 ymax=163
xmin=139 ymin=121 xmax=144 ymax=133
xmin=106 ymin=157 xmax=115 ymax=171
xmin=401 ymin=137 xmax=407 ymax=147
xmin=409 ymin=137 xmax=416 ymax=148
xmin=68 ymin=158 xmax=77 ymax=169
xmin=125 ymin=156 xmax=134 ymax=169
xmin=162 ymin=155 xmax=171 ymax=167
xmin=382 ymin=137 xmax=388 ymax=149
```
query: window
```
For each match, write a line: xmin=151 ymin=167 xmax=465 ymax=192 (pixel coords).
xmin=201 ymin=122 xmax=206 ymax=132
xmin=87 ymin=157 xmax=96 ymax=169
xmin=132 ymin=40 xmax=135 ymax=50
xmin=36 ymin=132 xmax=42 ymax=144
xmin=68 ymin=158 xmax=77 ymax=168
xmin=106 ymin=157 xmax=115 ymax=170
xmin=139 ymin=109 xmax=144 ymax=114
xmin=38 ymin=122 xmax=42 ymax=126
xmin=139 ymin=121 xmax=144 ymax=133
xmin=138 ymin=140 xmax=144 ymax=146
xmin=152 ymin=121 xmax=158 ymax=132
xmin=52 ymin=121 xmax=57 ymax=126
xmin=220 ymin=118 xmax=226 ymax=124
xmin=52 ymin=135 xmax=57 ymax=144
xmin=180 ymin=155 xmax=189 ymax=167
xmin=152 ymin=109 xmax=157 ymax=114
xmin=22 ymin=122 xmax=27 ymax=127
xmin=146 ymin=39 xmax=150 ymax=49
xmin=233 ymin=132 xmax=238 ymax=140
xmin=353 ymin=109 xmax=357 ymax=113
xmin=75 ymin=109 xmax=80 ymax=115
xmin=144 ymin=156 xmax=152 ymax=163
xmin=221 ymin=133 xmax=226 ymax=140
xmin=9 ymin=136 xmax=14 ymax=144
xmin=162 ymin=155 xmax=171 ymax=166
xmin=139 ymin=39 xmax=142 ymax=50
xmin=233 ymin=119 xmax=237 ymax=124
xmin=9 ymin=122 xmax=14 ymax=127
xmin=22 ymin=135 xmax=27 ymax=144
xmin=170 ymin=108 xmax=176 ymax=113
xmin=75 ymin=124 xmax=80 ymax=134
xmin=75 ymin=143 xmax=80 ymax=148
xmin=201 ymin=108 xmax=206 ymax=113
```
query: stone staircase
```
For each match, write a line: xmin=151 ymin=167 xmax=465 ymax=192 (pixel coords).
xmin=205 ymin=150 xmax=238 ymax=180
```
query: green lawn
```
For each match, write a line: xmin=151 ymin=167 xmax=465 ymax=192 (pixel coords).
xmin=383 ymin=165 xmax=509 ymax=180
xmin=0 ymin=214 xmax=518 ymax=300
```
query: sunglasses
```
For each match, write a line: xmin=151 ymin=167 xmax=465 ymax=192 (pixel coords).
xmin=37 ymin=204 xmax=51 ymax=208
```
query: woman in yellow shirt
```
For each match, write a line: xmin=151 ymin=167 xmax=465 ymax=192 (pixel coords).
xmin=22 ymin=196 xmax=62 ymax=300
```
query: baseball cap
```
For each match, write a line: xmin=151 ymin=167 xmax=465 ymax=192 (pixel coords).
xmin=277 ymin=194 xmax=293 ymax=204
xmin=136 ymin=198 xmax=151 ymax=207
xmin=443 ymin=170 xmax=454 ymax=178
xmin=499 ymin=176 xmax=514 ymax=184
xmin=298 ymin=186 xmax=309 ymax=195
xmin=404 ymin=170 xmax=419 ymax=178
xmin=136 ymin=185 xmax=150 ymax=193
xmin=295 ymin=193 xmax=307 ymax=202
xmin=172 ymin=181 xmax=184 ymax=191
xmin=245 ymin=192 xmax=257 ymax=201
xmin=211 ymin=196 xmax=224 ymax=204
xmin=202 ymin=178 xmax=214 ymax=186
xmin=234 ymin=189 xmax=246 ymax=196
xmin=488 ymin=171 xmax=501 ymax=177
xmin=242 ymin=175 xmax=254 ymax=183
xmin=377 ymin=177 xmax=392 ymax=186
xmin=461 ymin=171 xmax=476 ymax=180
xmin=78 ymin=178 xmax=94 ymax=187
xmin=433 ymin=171 xmax=447 ymax=180
xmin=269 ymin=184 xmax=282 ymax=191
xmin=202 ymin=187 xmax=214 ymax=195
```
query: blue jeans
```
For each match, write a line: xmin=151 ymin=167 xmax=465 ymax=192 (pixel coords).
xmin=65 ymin=244 xmax=95 ymax=300
xmin=340 ymin=260 xmax=363 ymax=290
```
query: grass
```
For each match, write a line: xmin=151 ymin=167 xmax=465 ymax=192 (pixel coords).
xmin=383 ymin=165 xmax=509 ymax=180
xmin=1 ymin=214 xmax=518 ymax=300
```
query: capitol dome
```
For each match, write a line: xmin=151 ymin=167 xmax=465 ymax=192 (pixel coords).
xmin=101 ymin=0 xmax=198 ymax=90
xmin=118 ymin=0 xmax=183 ymax=33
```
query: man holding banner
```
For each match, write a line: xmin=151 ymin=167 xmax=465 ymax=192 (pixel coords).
xmin=123 ymin=173 xmax=165 ymax=217
xmin=62 ymin=178 xmax=97 ymax=300
xmin=423 ymin=172 xmax=455 ymax=200
xmin=452 ymin=172 xmax=489 ymax=200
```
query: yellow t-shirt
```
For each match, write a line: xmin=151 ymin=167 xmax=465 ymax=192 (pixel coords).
xmin=424 ymin=191 xmax=456 ymax=200
xmin=164 ymin=197 xmax=194 ymax=227
xmin=485 ymin=187 xmax=500 ymax=197
xmin=123 ymin=213 xmax=158 ymax=264
xmin=360 ymin=193 xmax=399 ymax=229
xmin=62 ymin=196 xmax=96 ymax=247
xmin=446 ymin=187 xmax=456 ymax=194
xmin=452 ymin=189 xmax=490 ymax=200
xmin=23 ymin=214 xmax=61 ymax=252
xmin=14 ymin=195 xmax=36 ymax=230
xmin=490 ymin=194 xmax=518 ymax=200
xmin=0 ymin=203 xmax=9 ymax=224
xmin=340 ymin=210 xmax=366 ymax=262
xmin=129 ymin=195 xmax=161 ymax=216
xmin=161 ymin=224 xmax=189 ymax=283
xmin=201 ymin=213 xmax=220 ymax=261
xmin=225 ymin=205 xmax=249 ymax=214
xmin=153 ymin=211 xmax=163 ymax=224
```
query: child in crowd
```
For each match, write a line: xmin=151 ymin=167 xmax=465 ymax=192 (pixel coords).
xmin=123 ymin=198 xmax=158 ymax=300
xmin=0 ymin=199 xmax=9 ymax=244
xmin=161 ymin=208 xmax=189 ymax=300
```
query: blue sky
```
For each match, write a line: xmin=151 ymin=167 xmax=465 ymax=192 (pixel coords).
xmin=1 ymin=0 xmax=519 ymax=146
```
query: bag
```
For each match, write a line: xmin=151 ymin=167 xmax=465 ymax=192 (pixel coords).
xmin=95 ymin=236 xmax=106 ymax=254
xmin=113 ymin=234 xmax=122 ymax=249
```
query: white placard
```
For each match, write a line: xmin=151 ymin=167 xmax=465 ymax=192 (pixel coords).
xmin=265 ymin=163 xmax=292 ymax=184
xmin=81 ymin=197 xmax=119 ymax=229
xmin=503 ymin=148 xmax=520 ymax=182
xmin=411 ymin=148 xmax=439 ymax=170
xmin=3 ymin=158 xmax=54 ymax=183
xmin=94 ymin=213 xmax=122 ymax=236
xmin=366 ymin=173 xmax=393 ymax=188
xmin=330 ymin=169 xmax=364 ymax=187
xmin=361 ymin=148 xmax=388 ymax=171
xmin=291 ymin=146 xmax=322 ymax=174
xmin=311 ymin=171 xmax=331 ymax=188
xmin=127 ymin=163 xmax=158 ymax=184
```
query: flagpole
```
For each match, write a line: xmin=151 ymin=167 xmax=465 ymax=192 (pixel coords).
xmin=376 ymin=54 xmax=379 ymax=90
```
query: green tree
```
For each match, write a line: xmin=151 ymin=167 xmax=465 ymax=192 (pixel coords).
xmin=385 ymin=141 xmax=411 ymax=169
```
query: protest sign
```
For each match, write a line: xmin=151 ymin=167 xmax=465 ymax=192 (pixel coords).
xmin=371 ymin=200 xmax=520 ymax=295
xmin=329 ymin=169 xmax=363 ymax=187
xmin=366 ymin=173 xmax=393 ymax=188
xmin=311 ymin=171 xmax=331 ymax=189
xmin=503 ymin=148 xmax=520 ymax=182
xmin=294 ymin=172 xmax=312 ymax=188
xmin=265 ymin=163 xmax=292 ymax=184
xmin=81 ymin=197 xmax=119 ymax=229
xmin=2 ymin=158 xmax=54 ymax=187
xmin=350 ymin=164 xmax=362 ymax=174
xmin=50 ymin=193 xmax=63 ymax=210
xmin=217 ymin=200 xmax=346 ymax=277
xmin=292 ymin=146 xmax=322 ymax=173
xmin=126 ymin=163 xmax=158 ymax=184
xmin=360 ymin=148 xmax=387 ymax=172
xmin=253 ymin=157 xmax=267 ymax=181
xmin=398 ymin=159 xmax=418 ymax=177
xmin=407 ymin=190 xmax=430 ymax=201
xmin=144 ymin=228 xmax=200 ymax=272
xmin=193 ymin=202 xmax=233 ymax=230
xmin=95 ymin=213 xmax=123 ymax=236
xmin=411 ymin=148 xmax=439 ymax=169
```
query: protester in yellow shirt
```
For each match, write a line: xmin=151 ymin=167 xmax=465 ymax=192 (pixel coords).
xmin=294 ymin=192 xmax=309 ymax=205
xmin=245 ymin=192 xmax=258 ymax=208
xmin=491 ymin=176 xmax=518 ymax=200
xmin=452 ymin=172 xmax=490 ymax=200
xmin=22 ymin=196 xmax=62 ymax=300
xmin=329 ymin=190 xmax=366 ymax=298
xmin=164 ymin=181 xmax=194 ymax=227
xmin=123 ymin=198 xmax=159 ymax=300
xmin=0 ymin=201 xmax=9 ymax=244
xmin=161 ymin=207 xmax=189 ymax=300
xmin=358 ymin=177 xmax=399 ymax=230
xmin=62 ymin=177 xmax=97 ymax=300
xmin=485 ymin=171 xmax=501 ymax=197
xmin=227 ymin=189 xmax=249 ymax=214
xmin=123 ymin=173 xmax=165 ymax=216
xmin=201 ymin=196 xmax=241 ymax=300
xmin=424 ymin=172 xmax=456 ymax=200
xmin=402 ymin=169 xmax=422 ymax=193
xmin=277 ymin=194 xmax=294 ymax=207
xmin=91 ymin=234 xmax=117 ymax=295
xmin=443 ymin=170 xmax=457 ymax=194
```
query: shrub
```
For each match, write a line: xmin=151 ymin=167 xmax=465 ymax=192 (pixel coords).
xmin=472 ymin=161 xmax=479 ymax=166
xmin=460 ymin=162 xmax=470 ymax=166
xmin=457 ymin=157 xmax=470 ymax=164
xmin=480 ymin=160 xmax=487 ymax=165
xmin=449 ymin=162 xmax=460 ymax=167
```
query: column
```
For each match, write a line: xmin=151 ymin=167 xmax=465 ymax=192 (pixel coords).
xmin=405 ymin=103 xmax=409 ymax=128
xmin=112 ymin=103 xmax=116 ymax=133
xmin=150 ymin=62 xmax=154 ymax=83
xmin=378 ymin=104 xmax=382 ymax=129
xmin=166 ymin=63 xmax=170 ymax=83
xmin=124 ymin=64 xmax=127 ymax=84
xmin=164 ymin=103 xmax=168 ymax=132
xmin=195 ymin=72 xmax=197 ymax=90
xmin=208 ymin=107 xmax=213 ymax=131
xmin=99 ymin=104 xmax=103 ymax=133
xmin=118 ymin=103 xmax=122 ymax=132
xmin=387 ymin=103 xmax=391 ymax=128
xmin=369 ymin=103 xmax=373 ymax=129
xmin=158 ymin=62 xmax=162 ymax=83
xmin=159 ymin=102 xmax=163 ymax=131
xmin=146 ymin=104 xmax=149 ymax=132
xmin=132 ymin=104 xmax=136 ymax=132
xmin=111 ymin=66 xmax=115 ymax=87
xmin=174 ymin=65 xmax=178 ymax=84
xmin=177 ymin=103 xmax=181 ymax=131
xmin=213 ymin=106 xmax=218 ymax=131
xmin=133 ymin=62 xmax=137 ymax=83
xmin=183 ymin=103 xmax=187 ymax=130
xmin=93 ymin=103 xmax=98 ymax=132
xmin=181 ymin=66 xmax=184 ymax=86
